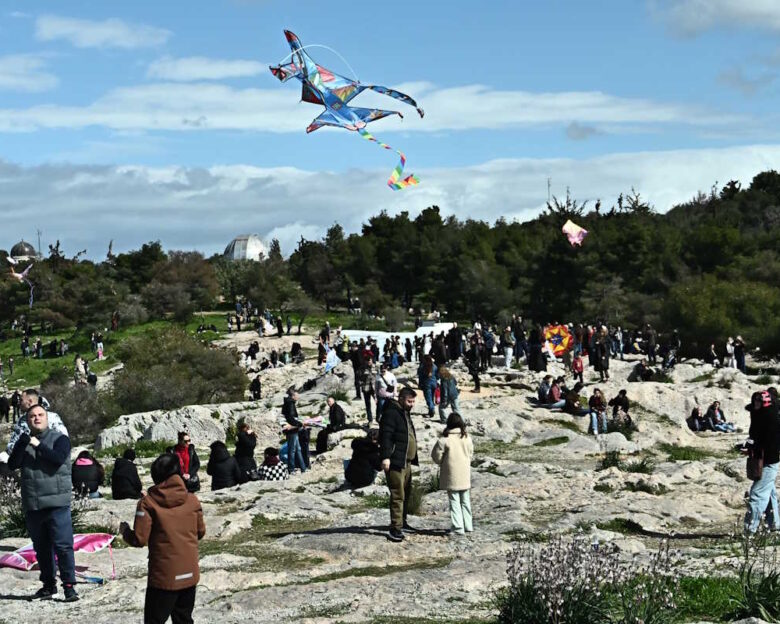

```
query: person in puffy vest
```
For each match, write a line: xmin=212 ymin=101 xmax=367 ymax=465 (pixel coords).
xmin=8 ymin=404 xmax=79 ymax=602
xmin=111 ymin=448 xmax=143 ymax=500
xmin=71 ymin=450 xmax=105 ymax=498
xmin=120 ymin=453 xmax=206 ymax=623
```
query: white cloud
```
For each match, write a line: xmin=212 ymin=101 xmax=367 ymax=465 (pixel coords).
xmin=35 ymin=14 xmax=171 ymax=49
xmin=0 ymin=81 xmax=742 ymax=134
xmin=0 ymin=54 xmax=58 ymax=92
xmin=1 ymin=144 xmax=778 ymax=258
xmin=147 ymin=56 xmax=266 ymax=81
xmin=653 ymin=0 xmax=780 ymax=35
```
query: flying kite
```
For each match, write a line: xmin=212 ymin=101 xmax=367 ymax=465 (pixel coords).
xmin=6 ymin=258 xmax=34 ymax=308
xmin=544 ymin=324 xmax=574 ymax=357
xmin=562 ymin=219 xmax=588 ymax=247
xmin=270 ymin=30 xmax=424 ymax=190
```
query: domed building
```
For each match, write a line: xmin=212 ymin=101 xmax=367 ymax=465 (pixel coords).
xmin=223 ymin=234 xmax=267 ymax=262
xmin=9 ymin=240 xmax=39 ymax=262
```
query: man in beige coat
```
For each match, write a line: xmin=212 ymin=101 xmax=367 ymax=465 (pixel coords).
xmin=431 ymin=412 xmax=474 ymax=536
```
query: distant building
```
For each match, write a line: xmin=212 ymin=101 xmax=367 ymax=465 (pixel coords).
xmin=9 ymin=240 xmax=39 ymax=262
xmin=223 ymin=234 xmax=267 ymax=261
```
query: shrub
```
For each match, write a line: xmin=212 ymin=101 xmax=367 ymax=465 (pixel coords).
xmin=615 ymin=542 xmax=680 ymax=624
xmin=329 ymin=388 xmax=352 ymax=404
xmin=600 ymin=450 xmax=622 ymax=470
xmin=659 ymin=443 xmax=711 ymax=462
xmin=41 ymin=382 xmax=121 ymax=444
xmin=622 ymin=480 xmax=669 ymax=496
xmin=754 ymin=374 xmax=774 ymax=385
xmin=499 ymin=536 xmax=620 ymax=624
xmin=623 ymin=457 xmax=655 ymax=474
xmin=606 ymin=419 xmax=638 ymax=441
xmin=97 ymin=439 xmax=174 ymax=459
xmin=383 ymin=306 xmax=407 ymax=332
xmin=0 ymin=475 xmax=27 ymax=538
xmin=593 ymin=483 xmax=614 ymax=493
xmin=730 ymin=529 xmax=780 ymax=621
xmin=116 ymin=295 xmax=149 ymax=327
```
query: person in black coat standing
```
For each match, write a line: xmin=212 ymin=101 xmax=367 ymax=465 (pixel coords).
xmin=111 ymin=449 xmax=143 ymax=500
xmin=234 ymin=422 xmax=258 ymax=478
xmin=207 ymin=441 xmax=243 ymax=491
xmin=379 ymin=388 xmax=419 ymax=542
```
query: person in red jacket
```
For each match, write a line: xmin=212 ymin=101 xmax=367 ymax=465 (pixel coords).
xmin=120 ymin=453 xmax=206 ymax=624
xmin=571 ymin=353 xmax=584 ymax=383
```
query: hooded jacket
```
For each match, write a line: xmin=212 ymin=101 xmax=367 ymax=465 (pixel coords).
xmin=234 ymin=430 xmax=258 ymax=474
xmin=345 ymin=437 xmax=382 ymax=488
xmin=71 ymin=456 xmax=104 ymax=494
xmin=206 ymin=443 xmax=243 ymax=491
xmin=125 ymin=475 xmax=206 ymax=590
xmin=111 ymin=457 xmax=143 ymax=500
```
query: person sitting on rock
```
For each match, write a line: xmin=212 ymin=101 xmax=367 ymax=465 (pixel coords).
xmin=111 ymin=448 xmax=144 ymax=500
xmin=588 ymin=388 xmax=608 ymax=436
xmin=687 ymin=406 xmax=709 ymax=432
xmin=316 ymin=396 xmax=350 ymax=454
xmin=72 ymin=450 xmax=105 ymax=499
xmin=608 ymin=389 xmax=631 ymax=425
xmin=629 ymin=359 xmax=654 ymax=383
xmin=257 ymin=447 xmax=289 ymax=481
xmin=167 ymin=432 xmax=201 ymax=493
xmin=563 ymin=382 xmax=589 ymax=416
xmin=345 ymin=429 xmax=382 ymax=488
xmin=536 ymin=375 xmax=553 ymax=403
xmin=545 ymin=377 xmax=565 ymax=409
xmin=705 ymin=401 xmax=736 ymax=433
xmin=206 ymin=441 xmax=243 ymax=491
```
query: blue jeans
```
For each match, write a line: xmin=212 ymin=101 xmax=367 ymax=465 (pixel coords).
xmin=590 ymin=410 xmax=607 ymax=434
xmin=26 ymin=506 xmax=76 ymax=587
xmin=439 ymin=396 xmax=461 ymax=421
xmin=422 ymin=384 xmax=435 ymax=411
xmin=286 ymin=432 xmax=306 ymax=473
xmin=746 ymin=462 xmax=779 ymax=532
xmin=545 ymin=400 xmax=566 ymax=409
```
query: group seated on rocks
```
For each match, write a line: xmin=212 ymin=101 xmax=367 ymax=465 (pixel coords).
xmin=687 ymin=401 xmax=737 ymax=433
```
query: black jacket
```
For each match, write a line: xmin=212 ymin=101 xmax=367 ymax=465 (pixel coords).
xmin=379 ymin=399 xmax=418 ymax=471
xmin=328 ymin=403 xmax=346 ymax=432
xmin=345 ymin=437 xmax=382 ymax=488
xmin=207 ymin=444 xmax=243 ymax=491
xmin=72 ymin=458 xmax=104 ymax=494
xmin=235 ymin=431 xmax=258 ymax=474
xmin=111 ymin=457 xmax=143 ymax=500
xmin=166 ymin=444 xmax=201 ymax=492
xmin=749 ymin=402 xmax=780 ymax=465
xmin=282 ymin=397 xmax=303 ymax=429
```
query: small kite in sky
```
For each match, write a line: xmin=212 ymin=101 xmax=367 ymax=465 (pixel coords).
xmin=562 ymin=219 xmax=588 ymax=246
xmin=270 ymin=30 xmax=424 ymax=190
xmin=7 ymin=258 xmax=34 ymax=308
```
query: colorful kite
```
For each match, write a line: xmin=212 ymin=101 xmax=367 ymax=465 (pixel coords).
xmin=544 ymin=324 xmax=574 ymax=357
xmin=0 ymin=533 xmax=116 ymax=583
xmin=270 ymin=30 xmax=424 ymax=190
xmin=562 ymin=220 xmax=588 ymax=246
xmin=6 ymin=258 xmax=34 ymax=308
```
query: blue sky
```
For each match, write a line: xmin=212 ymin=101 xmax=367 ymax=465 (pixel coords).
xmin=1 ymin=1 xmax=780 ymax=256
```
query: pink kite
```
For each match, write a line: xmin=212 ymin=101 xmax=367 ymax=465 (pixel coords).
xmin=0 ymin=533 xmax=116 ymax=582
xmin=562 ymin=219 xmax=588 ymax=246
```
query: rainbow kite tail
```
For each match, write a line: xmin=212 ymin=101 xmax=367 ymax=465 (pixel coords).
xmin=357 ymin=128 xmax=419 ymax=190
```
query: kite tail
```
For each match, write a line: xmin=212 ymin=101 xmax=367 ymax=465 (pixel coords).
xmin=26 ymin=281 xmax=34 ymax=309
xmin=357 ymin=128 xmax=419 ymax=190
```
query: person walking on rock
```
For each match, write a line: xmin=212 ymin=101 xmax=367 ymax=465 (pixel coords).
xmin=380 ymin=387 xmax=419 ymax=542
xmin=431 ymin=412 xmax=474 ymax=537
xmin=7 ymin=404 xmax=79 ymax=602
xmin=120 ymin=453 xmax=206 ymax=623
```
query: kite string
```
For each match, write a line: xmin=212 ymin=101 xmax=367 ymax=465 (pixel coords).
xmin=357 ymin=128 xmax=419 ymax=191
xmin=277 ymin=44 xmax=360 ymax=82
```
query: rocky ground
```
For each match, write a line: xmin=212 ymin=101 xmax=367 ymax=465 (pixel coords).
xmin=0 ymin=333 xmax=778 ymax=623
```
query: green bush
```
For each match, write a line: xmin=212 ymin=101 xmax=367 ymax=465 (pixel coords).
xmin=623 ymin=457 xmax=655 ymax=474
xmin=97 ymin=439 xmax=174 ymax=459
xmin=659 ymin=443 xmax=711 ymax=462
xmin=600 ymin=450 xmax=622 ymax=470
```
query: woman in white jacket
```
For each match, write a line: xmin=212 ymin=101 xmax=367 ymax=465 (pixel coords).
xmin=431 ymin=412 xmax=474 ymax=536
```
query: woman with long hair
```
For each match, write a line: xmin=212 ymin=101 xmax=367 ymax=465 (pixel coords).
xmin=417 ymin=354 xmax=438 ymax=418
xmin=431 ymin=412 xmax=473 ymax=536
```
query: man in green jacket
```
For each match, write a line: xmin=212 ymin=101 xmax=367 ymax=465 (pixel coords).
xmin=8 ymin=404 xmax=78 ymax=602
xmin=379 ymin=387 xmax=419 ymax=542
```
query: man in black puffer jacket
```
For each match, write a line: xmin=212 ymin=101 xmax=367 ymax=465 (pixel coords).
xmin=206 ymin=441 xmax=243 ymax=491
xmin=379 ymin=387 xmax=418 ymax=542
xmin=111 ymin=449 xmax=143 ymax=500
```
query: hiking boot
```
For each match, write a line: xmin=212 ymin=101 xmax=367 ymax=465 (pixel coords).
xmin=387 ymin=528 xmax=405 ymax=542
xmin=63 ymin=584 xmax=79 ymax=602
xmin=31 ymin=585 xmax=57 ymax=601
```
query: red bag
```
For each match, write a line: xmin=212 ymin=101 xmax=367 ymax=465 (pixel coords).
xmin=434 ymin=386 xmax=441 ymax=405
